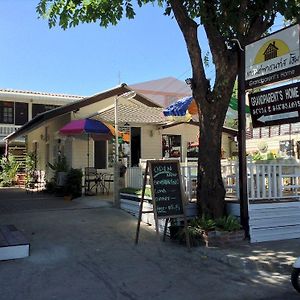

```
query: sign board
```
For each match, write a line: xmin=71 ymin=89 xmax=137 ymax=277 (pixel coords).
xmin=245 ymin=24 xmax=300 ymax=90
xmin=148 ymin=160 xmax=185 ymax=218
xmin=135 ymin=160 xmax=190 ymax=248
xmin=249 ymin=82 xmax=300 ymax=127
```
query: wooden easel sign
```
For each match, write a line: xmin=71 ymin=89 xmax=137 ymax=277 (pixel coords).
xmin=135 ymin=160 xmax=190 ymax=249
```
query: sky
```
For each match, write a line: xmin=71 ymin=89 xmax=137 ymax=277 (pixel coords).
xmin=0 ymin=1 xmax=213 ymax=96
xmin=0 ymin=1 xmax=286 ymax=98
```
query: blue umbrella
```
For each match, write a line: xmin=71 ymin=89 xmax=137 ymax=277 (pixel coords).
xmin=163 ymin=96 xmax=194 ymax=117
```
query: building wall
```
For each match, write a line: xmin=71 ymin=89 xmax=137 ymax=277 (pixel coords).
xmin=246 ymin=134 xmax=300 ymax=155
xmin=72 ymin=138 xmax=94 ymax=170
xmin=140 ymin=125 xmax=162 ymax=159
xmin=26 ymin=114 xmax=71 ymax=180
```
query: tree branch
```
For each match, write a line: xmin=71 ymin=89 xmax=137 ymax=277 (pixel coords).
xmin=169 ymin=0 xmax=209 ymax=96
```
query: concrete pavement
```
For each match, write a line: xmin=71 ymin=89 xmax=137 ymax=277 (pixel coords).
xmin=0 ymin=187 xmax=299 ymax=299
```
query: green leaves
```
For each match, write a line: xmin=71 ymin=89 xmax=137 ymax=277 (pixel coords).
xmin=190 ymin=215 xmax=241 ymax=232
xmin=0 ymin=155 xmax=20 ymax=187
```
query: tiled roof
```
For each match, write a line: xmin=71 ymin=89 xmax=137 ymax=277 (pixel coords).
xmin=93 ymin=101 xmax=166 ymax=124
xmin=0 ymin=88 xmax=84 ymax=99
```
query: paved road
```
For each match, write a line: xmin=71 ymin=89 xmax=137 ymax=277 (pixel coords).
xmin=0 ymin=200 xmax=299 ymax=300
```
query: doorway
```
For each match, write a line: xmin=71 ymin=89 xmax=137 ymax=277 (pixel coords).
xmin=131 ymin=127 xmax=141 ymax=166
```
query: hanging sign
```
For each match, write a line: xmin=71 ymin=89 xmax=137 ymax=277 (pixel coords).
xmin=245 ymin=24 xmax=300 ymax=90
xmin=249 ymin=82 xmax=300 ymax=127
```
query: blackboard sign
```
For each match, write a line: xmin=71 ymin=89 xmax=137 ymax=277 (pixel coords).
xmin=148 ymin=160 xmax=185 ymax=218
xmin=135 ymin=159 xmax=190 ymax=248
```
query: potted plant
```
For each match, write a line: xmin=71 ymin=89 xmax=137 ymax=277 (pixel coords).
xmin=175 ymin=215 xmax=244 ymax=247
xmin=63 ymin=168 xmax=83 ymax=200
xmin=48 ymin=154 xmax=69 ymax=186
xmin=24 ymin=151 xmax=37 ymax=188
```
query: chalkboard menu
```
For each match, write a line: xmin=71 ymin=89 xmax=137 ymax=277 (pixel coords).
xmin=148 ymin=160 xmax=185 ymax=218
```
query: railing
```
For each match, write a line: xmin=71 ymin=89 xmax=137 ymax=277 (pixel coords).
xmin=0 ymin=124 xmax=21 ymax=136
xmin=222 ymin=158 xmax=300 ymax=201
xmin=125 ymin=167 xmax=143 ymax=189
xmin=125 ymin=162 xmax=198 ymax=201
xmin=126 ymin=158 xmax=300 ymax=202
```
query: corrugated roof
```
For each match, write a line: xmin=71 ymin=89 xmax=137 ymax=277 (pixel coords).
xmin=0 ymin=88 xmax=83 ymax=99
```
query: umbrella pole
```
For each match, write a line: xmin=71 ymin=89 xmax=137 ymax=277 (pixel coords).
xmin=87 ymin=133 xmax=90 ymax=192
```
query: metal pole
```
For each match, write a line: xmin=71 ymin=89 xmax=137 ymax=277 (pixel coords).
xmin=237 ymin=45 xmax=250 ymax=239
xmin=114 ymin=96 xmax=120 ymax=208
xmin=115 ymin=96 xmax=119 ymax=163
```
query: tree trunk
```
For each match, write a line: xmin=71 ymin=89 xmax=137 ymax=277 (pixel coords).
xmin=196 ymin=109 xmax=225 ymax=219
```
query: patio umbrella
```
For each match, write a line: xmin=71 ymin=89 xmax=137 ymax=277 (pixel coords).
xmin=163 ymin=96 xmax=250 ymax=119
xmin=59 ymin=118 xmax=113 ymax=179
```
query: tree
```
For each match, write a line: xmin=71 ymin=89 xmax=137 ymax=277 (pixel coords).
xmin=36 ymin=0 xmax=300 ymax=218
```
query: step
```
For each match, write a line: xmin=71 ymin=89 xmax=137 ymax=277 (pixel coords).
xmin=0 ymin=225 xmax=30 ymax=260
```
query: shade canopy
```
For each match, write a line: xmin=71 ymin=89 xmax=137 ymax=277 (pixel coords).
xmin=59 ymin=118 xmax=112 ymax=136
xmin=163 ymin=96 xmax=250 ymax=119
xmin=163 ymin=96 xmax=195 ymax=117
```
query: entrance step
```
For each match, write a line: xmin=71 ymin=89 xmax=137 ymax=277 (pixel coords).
xmin=0 ymin=225 xmax=30 ymax=260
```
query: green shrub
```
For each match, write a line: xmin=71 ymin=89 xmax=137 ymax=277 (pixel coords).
xmin=25 ymin=152 xmax=37 ymax=185
xmin=215 ymin=215 xmax=242 ymax=231
xmin=0 ymin=155 xmax=20 ymax=187
xmin=194 ymin=215 xmax=216 ymax=232
xmin=120 ymin=187 xmax=152 ymax=197
xmin=64 ymin=168 xmax=83 ymax=199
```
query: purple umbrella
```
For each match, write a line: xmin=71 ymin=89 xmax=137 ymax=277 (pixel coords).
xmin=59 ymin=118 xmax=112 ymax=136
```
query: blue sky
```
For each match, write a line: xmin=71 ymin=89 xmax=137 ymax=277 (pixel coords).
xmin=0 ymin=1 xmax=285 ymax=97
xmin=0 ymin=1 xmax=212 ymax=96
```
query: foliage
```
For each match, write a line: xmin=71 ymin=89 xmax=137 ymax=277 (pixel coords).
xmin=64 ymin=168 xmax=83 ymax=198
xmin=0 ymin=155 xmax=20 ymax=187
xmin=251 ymin=150 xmax=278 ymax=161
xmin=173 ymin=214 xmax=241 ymax=246
xmin=120 ymin=187 xmax=152 ymax=197
xmin=214 ymin=215 xmax=242 ymax=232
xmin=36 ymin=0 xmax=300 ymax=218
xmin=190 ymin=215 xmax=241 ymax=232
xmin=192 ymin=215 xmax=216 ymax=232
xmin=48 ymin=154 xmax=69 ymax=172
xmin=25 ymin=151 xmax=37 ymax=185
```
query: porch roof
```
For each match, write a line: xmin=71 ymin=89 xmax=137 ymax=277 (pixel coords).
xmin=5 ymin=84 xmax=162 ymax=142
xmin=91 ymin=102 xmax=166 ymax=124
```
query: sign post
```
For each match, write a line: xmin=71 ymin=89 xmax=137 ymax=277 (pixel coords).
xmin=135 ymin=160 xmax=190 ymax=249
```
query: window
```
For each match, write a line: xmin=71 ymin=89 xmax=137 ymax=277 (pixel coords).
xmin=32 ymin=104 xmax=58 ymax=118
xmin=15 ymin=102 xmax=28 ymax=125
xmin=0 ymin=102 xmax=14 ymax=124
xmin=162 ymin=135 xmax=181 ymax=159
xmin=279 ymin=140 xmax=294 ymax=157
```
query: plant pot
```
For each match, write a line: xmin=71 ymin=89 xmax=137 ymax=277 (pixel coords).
xmin=201 ymin=230 xmax=245 ymax=247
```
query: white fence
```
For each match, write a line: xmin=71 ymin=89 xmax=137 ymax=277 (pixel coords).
xmin=125 ymin=163 xmax=198 ymax=201
xmin=125 ymin=158 xmax=300 ymax=202
xmin=222 ymin=158 xmax=300 ymax=201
